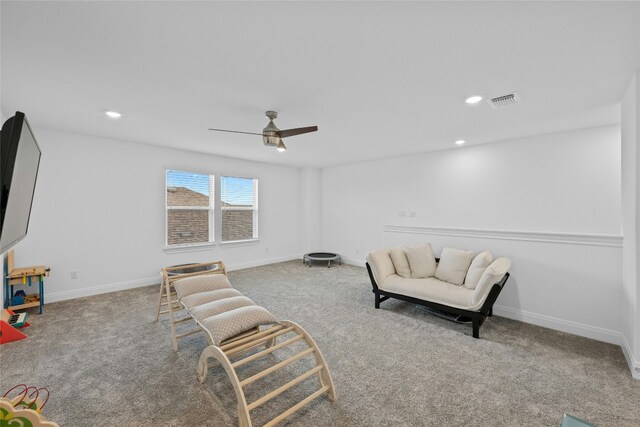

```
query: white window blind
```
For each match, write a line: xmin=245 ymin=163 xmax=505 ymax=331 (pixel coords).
xmin=166 ymin=170 xmax=214 ymax=246
xmin=221 ymin=176 xmax=258 ymax=242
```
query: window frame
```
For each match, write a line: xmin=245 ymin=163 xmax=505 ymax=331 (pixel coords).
xmin=165 ymin=170 xmax=215 ymax=249
xmin=220 ymin=175 xmax=259 ymax=243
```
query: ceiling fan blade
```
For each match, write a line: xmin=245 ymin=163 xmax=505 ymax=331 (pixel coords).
xmin=208 ymin=128 xmax=265 ymax=136
xmin=276 ymin=126 xmax=318 ymax=139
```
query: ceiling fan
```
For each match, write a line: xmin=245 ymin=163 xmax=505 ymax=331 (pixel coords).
xmin=208 ymin=111 xmax=318 ymax=152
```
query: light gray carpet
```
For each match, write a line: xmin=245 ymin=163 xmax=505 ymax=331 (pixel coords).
xmin=1 ymin=261 xmax=639 ymax=426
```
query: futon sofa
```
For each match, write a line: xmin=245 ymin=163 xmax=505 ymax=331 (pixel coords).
xmin=365 ymin=245 xmax=511 ymax=338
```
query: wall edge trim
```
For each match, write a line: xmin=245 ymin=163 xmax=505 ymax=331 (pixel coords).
xmin=620 ymin=332 xmax=640 ymax=380
xmin=383 ymin=225 xmax=623 ymax=247
xmin=44 ymin=255 xmax=301 ymax=304
xmin=46 ymin=276 xmax=161 ymax=303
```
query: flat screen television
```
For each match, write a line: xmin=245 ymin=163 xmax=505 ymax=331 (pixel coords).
xmin=0 ymin=111 xmax=41 ymax=253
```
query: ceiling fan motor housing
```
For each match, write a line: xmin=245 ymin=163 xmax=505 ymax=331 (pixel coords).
xmin=208 ymin=110 xmax=315 ymax=152
xmin=263 ymin=111 xmax=281 ymax=147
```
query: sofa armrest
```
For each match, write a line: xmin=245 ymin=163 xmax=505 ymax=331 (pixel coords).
xmin=365 ymin=250 xmax=396 ymax=286
xmin=477 ymin=273 xmax=510 ymax=314
xmin=470 ymin=257 xmax=511 ymax=308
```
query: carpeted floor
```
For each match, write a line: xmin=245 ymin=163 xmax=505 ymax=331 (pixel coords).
xmin=1 ymin=260 xmax=639 ymax=426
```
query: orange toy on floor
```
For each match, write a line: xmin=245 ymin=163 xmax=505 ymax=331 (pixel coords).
xmin=0 ymin=308 xmax=29 ymax=344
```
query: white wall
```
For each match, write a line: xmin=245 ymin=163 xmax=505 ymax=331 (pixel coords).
xmin=621 ymin=72 xmax=640 ymax=379
xmin=300 ymin=168 xmax=322 ymax=252
xmin=321 ymin=125 xmax=625 ymax=345
xmin=11 ymin=128 xmax=304 ymax=302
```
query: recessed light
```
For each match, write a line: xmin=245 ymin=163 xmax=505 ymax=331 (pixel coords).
xmin=465 ymin=96 xmax=483 ymax=104
xmin=105 ymin=110 xmax=122 ymax=119
xmin=454 ymin=139 xmax=466 ymax=145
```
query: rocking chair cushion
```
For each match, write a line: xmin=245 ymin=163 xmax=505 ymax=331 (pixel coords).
xmin=190 ymin=296 xmax=256 ymax=322
xmin=173 ymin=274 xmax=233 ymax=298
xmin=201 ymin=306 xmax=278 ymax=346
xmin=181 ymin=288 xmax=243 ymax=309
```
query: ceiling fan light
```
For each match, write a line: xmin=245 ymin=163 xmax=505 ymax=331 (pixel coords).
xmin=276 ymin=141 xmax=287 ymax=152
xmin=263 ymin=133 xmax=279 ymax=147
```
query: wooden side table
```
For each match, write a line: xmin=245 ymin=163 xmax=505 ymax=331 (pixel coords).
xmin=3 ymin=251 xmax=49 ymax=314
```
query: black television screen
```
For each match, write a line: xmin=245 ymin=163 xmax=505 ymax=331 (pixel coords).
xmin=0 ymin=111 xmax=41 ymax=253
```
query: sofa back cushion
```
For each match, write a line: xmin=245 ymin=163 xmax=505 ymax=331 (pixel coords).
xmin=434 ymin=247 xmax=475 ymax=285
xmin=471 ymin=257 xmax=511 ymax=306
xmin=389 ymin=247 xmax=412 ymax=278
xmin=405 ymin=244 xmax=437 ymax=278
xmin=366 ymin=249 xmax=396 ymax=285
xmin=464 ymin=251 xmax=494 ymax=290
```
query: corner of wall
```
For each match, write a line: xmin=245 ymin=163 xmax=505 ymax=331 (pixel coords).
xmin=621 ymin=332 xmax=640 ymax=380
xmin=621 ymin=70 xmax=640 ymax=380
xmin=300 ymin=167 xmax=322 ymax=252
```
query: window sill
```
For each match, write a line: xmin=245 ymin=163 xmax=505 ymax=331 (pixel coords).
xmin=220 ymin=239 xmax=260 ymax=247
xmin=163 ymin=242 xmax=217 ymax=254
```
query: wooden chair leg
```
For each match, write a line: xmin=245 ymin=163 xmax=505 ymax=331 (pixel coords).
xmin=155 ymin=278 xmax=166 ymax=321
xmin=198 ymin=322 xmax=335 ymax=427
xmin=165 ymin=276 xmax=180 ymax=351
xmin=197 ymin=346 xmax=252 ymax=427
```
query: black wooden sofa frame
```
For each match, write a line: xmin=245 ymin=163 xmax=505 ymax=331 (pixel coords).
xmin=365 ymin=259 xmax=510 ymax=339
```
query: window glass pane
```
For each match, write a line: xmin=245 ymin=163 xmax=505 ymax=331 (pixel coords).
xmin=221 ymin=176 xmax=257 ymax=241
xmin=167 ymin=209 xmax=211 ymax=245
xmin=166 ymin=170 xmax=210 ymax=207
xmin=166 ymin=170 xmax=214 ymax=246
xmin=221 ymin=176 xmax=255 ymax=207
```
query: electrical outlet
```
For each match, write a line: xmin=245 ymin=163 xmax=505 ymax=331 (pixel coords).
xmin=399 ymin=211 xmax=406 ymax=217
xmin=409 ymin=211 xmax=416 ymax=218
xmin=71 ymin=270 xmax=79 ymax=279
xmin=356 ymin=248 xmax=360 ymax=254
xmin=265 ymin=247 xmax=269 ymax=254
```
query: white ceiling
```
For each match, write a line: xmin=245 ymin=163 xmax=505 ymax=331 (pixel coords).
xmin=2 ymin=1 xmax=639 ymax=168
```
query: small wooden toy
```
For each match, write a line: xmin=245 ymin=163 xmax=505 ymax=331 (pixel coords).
xmin=1 ymin=384 xmax=57 ymax=426
xmin=0 ymin=309 xmax=29 ymax=344
xmin=11 ymin=290 xmax=26 ymax=306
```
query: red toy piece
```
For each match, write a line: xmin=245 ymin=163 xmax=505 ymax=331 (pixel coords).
xmin=0 ymin=309 xmax=28 ymax=344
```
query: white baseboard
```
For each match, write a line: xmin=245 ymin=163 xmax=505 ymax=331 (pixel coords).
xmin=225 ymin=254 xmax=301 ymax=271
xmin=46 ymin=276 xmax=161 ymax=303
xmin=494 ymin=305 xmax=639 ymax=379
xmin=493 ymin=304 xmax=621 ymax=345
xmin=620 ymin=333 xmax=640 ymax=380
xmin=340 ymin=255 xmax=365 ymax=267
xmin=41 ymin=255 xmax=640 ymax=380
xmin=44 ymin=255 xmax=300 ymax=304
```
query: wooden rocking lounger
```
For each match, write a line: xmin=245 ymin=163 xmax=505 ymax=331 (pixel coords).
xmin=161 ymin=263 xmax=336 ymax=427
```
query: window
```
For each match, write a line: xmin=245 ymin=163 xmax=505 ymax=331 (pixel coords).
xmin=166 ymin=170 xmax=214 ymax=246
xmin=221 ymin=176 xmax=258 ymax=242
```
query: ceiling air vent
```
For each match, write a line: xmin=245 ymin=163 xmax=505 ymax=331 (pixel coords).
xmin=488 ymin=92 xmax=520 ymax=108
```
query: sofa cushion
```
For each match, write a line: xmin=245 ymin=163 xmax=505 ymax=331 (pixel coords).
xmin=382 ymin=275 xmax=473 ymax=309
xmin=464 ymin=251 xmax=494 ymax=290
xmin=471 ymin=257 xmax=511 ymax=306
xmin=435 ymin=247 xmax=475 ymax=285
xmin=405 ymin=244 xmax=437 ymax=278
xmin=366 ymin=249 xmax=396 ymax=285
xmin=389 ymin=247 xmax=412 ymax=278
